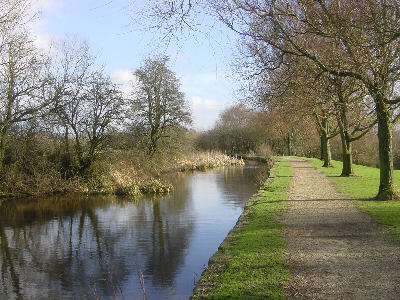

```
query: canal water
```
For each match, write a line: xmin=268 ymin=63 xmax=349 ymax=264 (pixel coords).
xmin=0 ymin=163 xmax=262 ymax=299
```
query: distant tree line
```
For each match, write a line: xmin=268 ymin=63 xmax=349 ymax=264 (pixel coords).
xmin=196 ymin=104 xmax=266 ymax=154
xmin=195 ymin=103 xmax=320 ymax=158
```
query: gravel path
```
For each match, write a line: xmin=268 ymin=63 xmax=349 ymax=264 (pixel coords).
xmin=283 ymin=157 xmax=400 ymax=299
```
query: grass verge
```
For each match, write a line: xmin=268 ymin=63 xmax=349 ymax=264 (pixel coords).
xmin=191 ymin=158 xmax=291 ymax=300
xmin=305 ymin=157 xmax=400 ymax=241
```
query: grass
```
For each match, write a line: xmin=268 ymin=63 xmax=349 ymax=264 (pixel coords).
xmin=192 ymin=158 xmax=291 ymax=300
xmin=305 ymin=157 xmax=400 ymax=241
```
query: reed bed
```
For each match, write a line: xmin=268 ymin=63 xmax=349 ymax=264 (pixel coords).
xmin=177 ymin=152 xmax=244 ymax=171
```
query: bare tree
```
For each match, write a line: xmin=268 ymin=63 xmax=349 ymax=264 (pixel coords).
xmin=51 ymin=39 xmax=92 ymax=175
xmin=81 ymin=70 xmax=123 ymax=169
xmin=0 ymin=28 xmax=53 ymax=172
xmin=0 ymin=0 xmax=35 ymax=27
xmin=247 ymin=42 xmax=378 ymax=175
xmin=131 ymin=56 xmax=191 ymax=155
xmin=249 ymin=52 xmax=339 ymax=166
xmin=51 ymin=40 xmax=123 ymax=175
xmin=328 ymin=75 xmax=376 ymax=176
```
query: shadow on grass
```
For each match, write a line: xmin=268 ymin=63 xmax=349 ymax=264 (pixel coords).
xmin=357 ymin=197 xmax=389 ymax=202
xmin=292 ymin=166 xmax=314 ymax=169
xmin=325 ymin=175 xmax=361 ymax=178
xmin=248 ymin=198 xmax=369 ymax=207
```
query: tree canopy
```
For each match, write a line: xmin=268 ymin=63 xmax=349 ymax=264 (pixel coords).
xmin=131 ymin=56 xmax=192 ymax=154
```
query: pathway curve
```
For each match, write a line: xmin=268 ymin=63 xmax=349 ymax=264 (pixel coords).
xmin=283 ymin=157 xmax=400 ymax=299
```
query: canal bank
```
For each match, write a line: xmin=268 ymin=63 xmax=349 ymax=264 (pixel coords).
xmin=0 ymin=152 xmax=244 ymax=200
xmin=191 ymin=158 xmax=292 ymax=299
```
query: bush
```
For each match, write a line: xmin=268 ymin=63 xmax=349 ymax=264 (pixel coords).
xmin=140 ymin=179 xmax=173 ymax=194
xmin=114 ymin=184 xmax=141 ymax=197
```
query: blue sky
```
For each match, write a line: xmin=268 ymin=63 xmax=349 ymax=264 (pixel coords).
xmin=32 ymin=0 xmax=239 ymax=130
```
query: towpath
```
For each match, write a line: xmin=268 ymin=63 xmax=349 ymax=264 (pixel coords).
xmin=283 ymin=157 xmax=400 ymax=299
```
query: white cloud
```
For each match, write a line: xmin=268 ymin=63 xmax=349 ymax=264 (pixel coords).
xmin=190 ymin=96 xmax=229 ymax=130
xmin=110 ymin=69 xmax=136 ymax=95
xmin=110 ymin=69 xmax=133 ymax=86
xmin=32 ymin=28 xmax=55 ymax=50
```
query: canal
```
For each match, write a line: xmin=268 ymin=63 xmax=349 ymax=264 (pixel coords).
xmin=0 ymin=163 xmax=262 ymax=299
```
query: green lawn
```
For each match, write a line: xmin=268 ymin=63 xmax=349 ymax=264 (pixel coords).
xmin=192 ymin=158 xmax=291 ymax=300
xmin=305 ymin=157 xmax=400 ymax=241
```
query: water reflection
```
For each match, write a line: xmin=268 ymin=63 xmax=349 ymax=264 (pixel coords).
xmin=0 ymin=164 xmax=260 ymax=299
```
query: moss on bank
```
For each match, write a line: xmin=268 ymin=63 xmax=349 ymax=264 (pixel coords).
xmin=191 ymin=158 xmax=291 ymax=300
xmin=305 ymin=157 xmax=400 ymax=242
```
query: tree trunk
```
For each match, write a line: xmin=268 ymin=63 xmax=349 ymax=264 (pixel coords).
xmin=375 ymin=97 xmax=397 ymax=200
xmin=0 ymin=128 xmax=7 ymax=175
xmin=63 ymin=126 xmax=73 ymax=178
xmin=148 ymin=133 xmax=158 ymax=156
xmin=320 ymin=135 xmax=324 ymax=160
xmin=321 ymin=134 xmax=332 ymax=167
xmin=340 ymin=132 xmax=353 ymax=176
xmin=287 ymin=132 xmax=292 ymax=156
xmin=64 ymin=126 xmax=70 ymax=159
xmin=321 ymin=119 xmax=332 ymax=167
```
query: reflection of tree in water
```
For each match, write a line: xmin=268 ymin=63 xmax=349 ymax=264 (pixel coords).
xmin=127 ymin=179 xmax=194 ymax=287
xmin=216 ymin=165 xmax=261 ymax=208
xmin=0 ymin=221 xmax=23 ymax=300
xmin=147 ymin=197 xmax=193 ymax=286
xmin=0 ymin=198 xmax=130 ymax=299
xmin=0 ymin=186 xmax=193 ymax=299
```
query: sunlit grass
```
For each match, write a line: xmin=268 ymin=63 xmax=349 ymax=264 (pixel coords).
xmin=192 ymin=158 xmax=291 ymax=299
xmin=305 ymin=157 xmax=400 ymax=241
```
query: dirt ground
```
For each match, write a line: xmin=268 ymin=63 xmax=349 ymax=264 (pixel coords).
xmin=283 ymin=158 xmax=400 ymax=299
